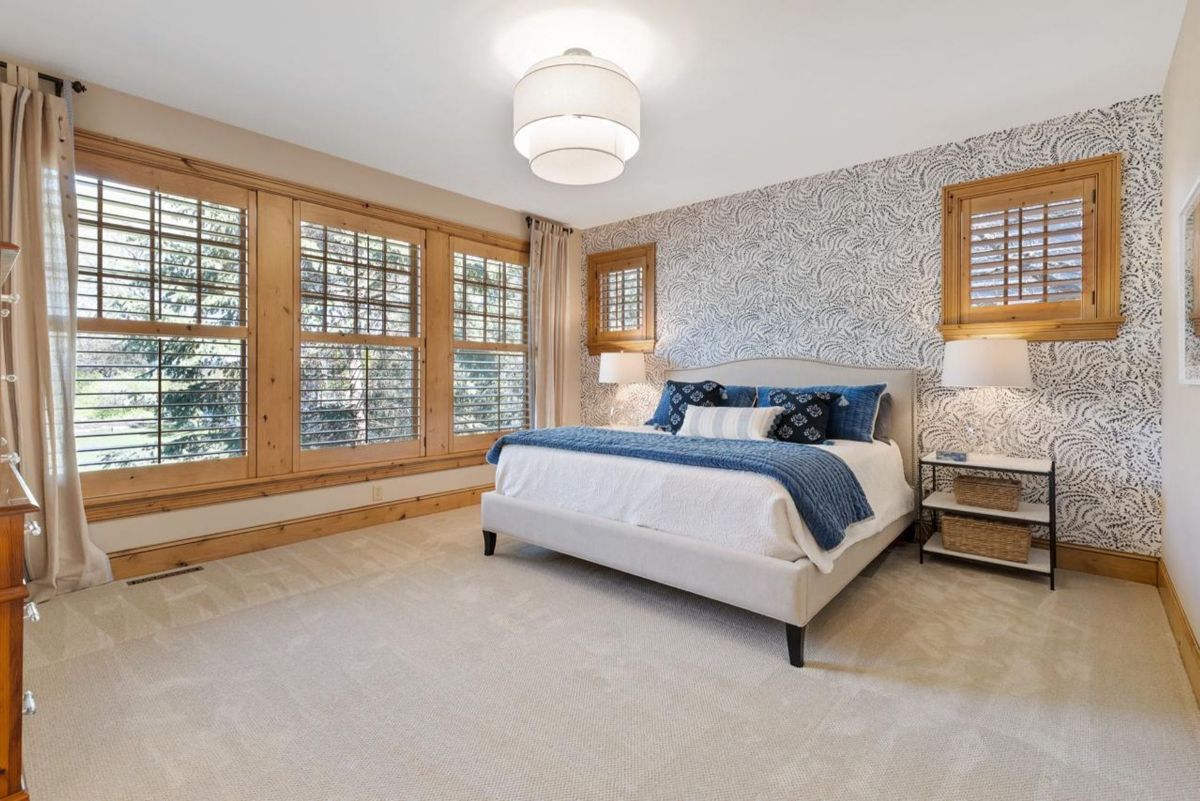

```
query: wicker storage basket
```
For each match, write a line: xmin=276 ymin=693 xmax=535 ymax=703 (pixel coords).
xmin=941 ymin=514 xmax=1031 ymax=563
xmin=953 ymin=474 xmax=1021 ymax=511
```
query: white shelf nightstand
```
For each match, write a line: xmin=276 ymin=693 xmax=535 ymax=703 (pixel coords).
xmin=916 ymin=452 xmax=1057 ymax=589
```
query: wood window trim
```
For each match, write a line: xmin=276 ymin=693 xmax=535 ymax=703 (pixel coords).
xmin=293 ymin=201 xmax=425 ymax=472
xmin=587 ymin=243 xmax=656 ymax=354
xmin=74 ymin=134 xmax=528 ymax=514
xmin=74 ymin=152 xmax=259 ymax=498
xmin=448 ymin=237 xmax=531 ymax=452
xmin=940 ymin=153 xmax=1123 ymax=342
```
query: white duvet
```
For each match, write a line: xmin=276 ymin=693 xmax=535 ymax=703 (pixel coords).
xmin=492 ymin=427 xmax=915 ymax=573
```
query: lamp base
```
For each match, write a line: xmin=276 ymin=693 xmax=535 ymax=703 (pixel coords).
xmin=935 ymin=450 xmax=968 ymax=462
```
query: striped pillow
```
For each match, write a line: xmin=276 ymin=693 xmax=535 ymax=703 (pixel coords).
xmin=677 ymin=405 xmax=783 ymax=441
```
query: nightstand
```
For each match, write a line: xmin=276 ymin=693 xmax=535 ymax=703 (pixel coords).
xmin=916 ymin=452 xmax=1057 ymax=589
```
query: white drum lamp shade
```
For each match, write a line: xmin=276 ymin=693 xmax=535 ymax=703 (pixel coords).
xmin=941 ymin=339 xmax=1034 ymax=388
xmin=598 ymin=352 xmax=646 ymax=385
xmin=513 ymin=49 xmax=641 ymax=185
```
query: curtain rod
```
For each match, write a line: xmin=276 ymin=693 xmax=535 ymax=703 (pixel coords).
xmin=0 ymin=61 xmax=87 ymax=97
xmin=525 ymin=215 xmax=574 ymax=235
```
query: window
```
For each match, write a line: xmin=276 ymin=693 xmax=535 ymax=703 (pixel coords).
xmin=450 ymin=239 xmax=530 ymax=443
xmin=587 ymin=243 xmax=655 ymax=354
xmin=73 ymin=153 xmax=254 ymax=494
xmin=941 ymin=153 xmax=1122 ymax=341
xmin=71 ymin=134 xmax=532 ymax=512
xmin=296 ymin=203 xmax=424 ymax=469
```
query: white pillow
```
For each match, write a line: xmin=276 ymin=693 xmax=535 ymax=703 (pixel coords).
xmin=677 ymin=405 xmax=783 ymax=441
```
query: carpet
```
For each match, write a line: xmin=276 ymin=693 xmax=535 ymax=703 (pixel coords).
xmin=23 ymin=505 xmax=1200 ymax=800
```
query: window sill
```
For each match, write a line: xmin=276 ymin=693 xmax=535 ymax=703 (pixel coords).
xmin=83 ymin=450 xmax=490 ymax=522
xmin=587 ymin=338 xmax=656 ymax=356
xmin=940 ymin=317 xmax=1124 ymax=342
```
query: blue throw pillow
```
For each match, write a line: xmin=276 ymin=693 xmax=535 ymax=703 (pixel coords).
xmin=760 ymin=388 xmax=836 ymax=444
xmin=646 ymin=380 xmax=729 ymax=432
xmin=755 ymin=383 xmax=886 ymax=442
xmin=724 ymin=385 xmax=758 ymax=408
xmin=646 ymin=380 xmax=742 ymax=428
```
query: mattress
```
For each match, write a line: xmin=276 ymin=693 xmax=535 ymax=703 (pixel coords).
xmin=492 ymin=427 xmax=914 ymax=573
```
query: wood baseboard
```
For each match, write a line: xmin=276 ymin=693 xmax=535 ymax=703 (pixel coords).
xmin=108 ymin=485 xmax=491 ymax=580
xmin=1158 ymin=561 xmax=1200 ymax=709
xmin=1032 ymin=539 xmax=1159 ymax=585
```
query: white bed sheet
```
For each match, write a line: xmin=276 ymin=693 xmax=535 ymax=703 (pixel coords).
xmin=492 ymin=427 xmax=914 ymax=573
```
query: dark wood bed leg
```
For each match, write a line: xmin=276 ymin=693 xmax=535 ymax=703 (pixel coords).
xmin=786 ymin=624 xmax=806 ymax=668
xmin=483 ymin=531 xmax=497 ymax=556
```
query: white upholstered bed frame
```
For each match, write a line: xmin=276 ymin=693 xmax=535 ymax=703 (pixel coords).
xmin=480 ymin=357 xmax=917 ymax=667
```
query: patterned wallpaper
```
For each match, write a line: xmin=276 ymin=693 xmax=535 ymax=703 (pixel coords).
xmin=580 ymin=95 xmax=1164 ymax=556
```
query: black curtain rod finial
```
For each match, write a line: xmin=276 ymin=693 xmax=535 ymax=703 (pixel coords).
xmin=0 ymin=60 xmax=87 ymax=96
xmin=525 ymin=214 xmax=574 ymax=235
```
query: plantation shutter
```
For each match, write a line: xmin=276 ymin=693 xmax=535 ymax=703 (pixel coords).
xmin=450 ymin=240 xmax=530 ymax=439
xmin=586 ymin=243 xmax=655 ymax=354
xmin=295 ymin=203 xmax=424 ymax=469
xmin=73 ymin=161 xmax=253 ymax=478
xmin=959 ymin=178 xmax=1097 ymax=324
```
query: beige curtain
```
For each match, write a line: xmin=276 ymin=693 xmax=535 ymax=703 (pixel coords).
xmin=1 ymin=65 xmax=110 ymax=599
xmin=528 ymin=218 xmax=571 ymax=428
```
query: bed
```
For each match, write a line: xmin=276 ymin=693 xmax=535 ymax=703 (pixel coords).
xmin=480 ymin=357 xmax=917 ymax=667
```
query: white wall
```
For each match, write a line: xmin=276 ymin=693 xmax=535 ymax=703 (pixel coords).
xmin=1163 ymin=0 xmax=1200 ymax=631
xmin=57 ymin=81 xmax=552 ymax=553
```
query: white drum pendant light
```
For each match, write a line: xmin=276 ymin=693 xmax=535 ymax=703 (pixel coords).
xmin=513 ymin=48 xmax=641 ymax=185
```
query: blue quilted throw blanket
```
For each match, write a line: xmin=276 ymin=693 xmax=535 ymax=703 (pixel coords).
xmin=486 ymin=427 xmax=873 ymax=551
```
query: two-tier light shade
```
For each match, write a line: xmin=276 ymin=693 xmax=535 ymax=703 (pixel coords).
xmin=513 ymin=49 xmax=641 ymax=185
xmin=941 ymin=339 xmax=1034 ymax=388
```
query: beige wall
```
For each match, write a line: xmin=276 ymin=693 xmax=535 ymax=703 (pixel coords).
xmin=73 ymin=83 xmax=527 ymax=241
xmin=1162 ymin=0 xmax=1200 ymax=631
xmin=56 ymin=81 xmax=550 ymax=554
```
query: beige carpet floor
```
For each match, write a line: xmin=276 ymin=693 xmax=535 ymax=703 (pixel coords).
xmin=23 ymin=505 xmax=1200 ymax=801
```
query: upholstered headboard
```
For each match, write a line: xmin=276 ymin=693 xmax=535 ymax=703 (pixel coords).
xmin=667 ymin=358 xmax=917 ymax=484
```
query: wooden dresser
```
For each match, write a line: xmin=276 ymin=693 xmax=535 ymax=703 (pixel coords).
xmin=0 ymin=464 xmax=35 ymax=801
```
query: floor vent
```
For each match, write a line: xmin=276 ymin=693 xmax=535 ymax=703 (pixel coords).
xmin=126 ymin=566 xmax=204 ymax=586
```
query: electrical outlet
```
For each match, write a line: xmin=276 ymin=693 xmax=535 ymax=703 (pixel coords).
xmin=371 ymin=485 xmax=383 ymax=502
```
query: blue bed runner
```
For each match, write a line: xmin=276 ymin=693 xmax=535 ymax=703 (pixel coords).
xmin=487 ymin=427 xmax=873 ymax=551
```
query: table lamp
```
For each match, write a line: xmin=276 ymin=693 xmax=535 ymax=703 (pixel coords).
xmin=598 ymin=352 xmax=646 ymax=424
xmin=940 ymin=338 xmax=1033 ymax=460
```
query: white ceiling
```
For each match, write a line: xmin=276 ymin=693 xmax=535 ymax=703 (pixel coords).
xmin=1 ymin=1 xmax=1186 ymax=229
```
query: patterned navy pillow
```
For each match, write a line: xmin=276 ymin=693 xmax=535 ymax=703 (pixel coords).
xmin=664 ymin=380 xmax=727 ymax=433
xmin=647 ymin=379 xmax=735 ymax=429
xmin=761 ymin=388 xmax=837 ymax=444
xmin=755 ymin=383 xmax=885 ymax=442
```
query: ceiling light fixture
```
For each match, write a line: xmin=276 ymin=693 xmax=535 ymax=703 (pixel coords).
xmin=513 ymin=48 xmax=641 ymax=185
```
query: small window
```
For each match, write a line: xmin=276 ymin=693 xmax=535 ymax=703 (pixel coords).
xmin=587 ymin=243 xmax=655 ymax=354
xmin=450 ymin=239 xmax=530 ymax=443
xmin=941 ymin=153 xmax=1122 ymax=341
xmin=296 ymin=203 xmax=424 ymax=469
xmin=73 ymin=155 xmax=254 ymax=494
